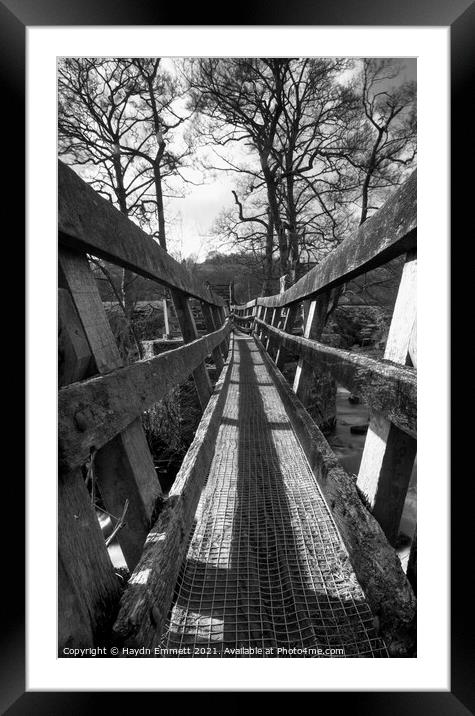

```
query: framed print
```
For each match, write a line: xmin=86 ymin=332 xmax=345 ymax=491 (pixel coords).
xmin=3 ymin=0 xmax=471 ymax=710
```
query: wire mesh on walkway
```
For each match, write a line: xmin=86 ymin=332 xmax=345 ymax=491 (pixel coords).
xmin=161 ymin=334 xmax=387 ymax=657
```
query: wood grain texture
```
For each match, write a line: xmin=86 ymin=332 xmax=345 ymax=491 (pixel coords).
xmin=58 ymin=160 xmax=224 ymax=306
xmin=257 ymin=171 xmax=416 ymax=308
xmin=59 ymin=247 xmax=162 ymax=570
xmin=255 ymin=336 xmax=416 ymax=655
xmin=59 ymin=468 xmax=121 ymax=651
xmin=232 ymin=298 xmax=258 ymax=310
xmin=293 ymin=296 xmax=329 ymax=399
xmin=357 ymin=252 xmax=417 ymax=544
xmin=59 ymin=248 xmax=123 ymax=374
xmin=59 ymin=322 xmax=231 ymax=472
xmin=94 ymin=419 xmax=164 ymax=569
xmin=201 ymin=301 xmax=224 ymax=375
xmin=58 ymin=288 xmax=120 ymax=652
xmin=255 ymin=318 xmax=416 ymax=437
xmin=58 ymin=288 xmax=94 ymax=387
xmin=212 ymin=305 xmax=228 ymax=359
xmin=275 ymin=304 xmax=299 ymax=370
xmin=171 ymin=289 xmax=212 ymax=409
xmin=113 ymin=336 xmax=235 ymax=648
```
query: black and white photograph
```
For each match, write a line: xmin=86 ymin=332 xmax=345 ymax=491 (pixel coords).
xmin=57 ymin=55 xmax=418 ymax=659
xmin=7 ymin=7 xmax=465 ymax=705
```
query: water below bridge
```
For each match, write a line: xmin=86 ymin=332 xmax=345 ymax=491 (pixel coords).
xmin=328 ymin=386 xmax=417 ymax=570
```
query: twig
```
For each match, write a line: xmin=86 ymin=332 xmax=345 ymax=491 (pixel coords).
xmin=105 ymin=499 xmax=129 ymax=547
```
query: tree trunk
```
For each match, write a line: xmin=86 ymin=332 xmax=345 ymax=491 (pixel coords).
xmin=153 ymin=159 xmax=167 ymax=251
xmin=262 ymin=211 xmax=274 ymax=296
xmin=261 ymin=157 xmax=288 ymax=277
xmin=112 ymin=154 xmax=135 ymax=319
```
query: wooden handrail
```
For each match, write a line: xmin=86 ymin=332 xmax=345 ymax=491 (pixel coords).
xmin=59 ymin=321 xmax=231 ymax=474
xmin=254 ymin=318 xmax=416 ymax=438
xmin=58 ymin=161 xmax=225 ymax=307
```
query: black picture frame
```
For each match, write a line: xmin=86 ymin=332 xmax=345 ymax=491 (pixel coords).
xmin=6 ymin=0 xmax=471 ymax=711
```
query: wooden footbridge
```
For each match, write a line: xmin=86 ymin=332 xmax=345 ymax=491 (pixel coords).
xmin=58 ymin=161 xmax=417 ymax=658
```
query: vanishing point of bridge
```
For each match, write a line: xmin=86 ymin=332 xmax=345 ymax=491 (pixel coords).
xmin=58 ymin=161 xmax=417 ymax=657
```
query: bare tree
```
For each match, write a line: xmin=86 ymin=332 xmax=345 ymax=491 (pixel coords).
xmin=344 ymin=59 xmax=416 ymax=224
xmin=58 ymin=57 xmax=195 ymax=349
xmin=58 ymin=58 xmax=153 ymax=316
xmin=188 ymin=58 xmax=359 ymax=287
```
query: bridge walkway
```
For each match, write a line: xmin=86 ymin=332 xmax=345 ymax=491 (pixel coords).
xmin=160 ymin=333 xmax=387 ymax=657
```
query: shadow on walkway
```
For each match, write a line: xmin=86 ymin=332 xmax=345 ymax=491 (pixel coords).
xmin=163 ymin=335 xmax=387 ymax=657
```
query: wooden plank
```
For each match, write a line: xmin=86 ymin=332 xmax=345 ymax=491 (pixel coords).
xmin=58 ymin=160 xmax=224 ymax=307
xmin=260 ymin=306 xmax=271 ymax=343
xmin=58 ymin=558 xmax=94 ymax=651
xmin=293 ymin=295 xmax=337 ymax=432
xmin=266 ymin=307 xmax=281 ymax=355
xmin=275 ymin=304 xmax=299 ymax=370
xmin=293 ymin=295 xmax=329 ymax=399
xmin=212 ymin=305 xmax=228 ymax=359
xmin=200 ymin=301 xmax=224 ymax=374
xmin=254 ymin=304 xmax=264 ymax=341
xmin=59 ymin=249 xmax=122 ymax=374
xmin=232 ymin=313 xmax=253 ymax=333
xmin=265 ymin=308 xmax=277 ymax=351
xmin=233 ymin=298 xmax=257 ymax=310
xmin=58 ymin=288 xmax=94 ymax=387
xmin=257 ymin=171 xmax=416 ymax=308
xmin=171 ymin=289 xmax=212 ymax=409
xmin=254 ymin=335 xmax=416 ymax=655
xmin=58 ymin=294 xmax=120 ymax=651
xmin=59 ymin=467 xmax=122 ymax=652
xmin=59 ymin=323 xmax=231 ymax=473
xmin=357 ymin=252 xmax=417 ymax=545
xmin=94 ymin=421 xmax=163 ymax=568
xmin=255 ymin=318 xmax=416 ymax=438
xmin=162 ymin=298 xmax=171 ymax=339
xmin=59 ymin=247 xmax=162 ymax=571
xmin=113 ymin=336 xmax=235 ymax=648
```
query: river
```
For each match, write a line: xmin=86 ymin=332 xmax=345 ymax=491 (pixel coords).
xmin=327 ymin=385 xmax=416 ymax=569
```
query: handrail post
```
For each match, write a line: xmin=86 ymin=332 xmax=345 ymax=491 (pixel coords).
xmin=58 ymin=279 xmax=121 ymax=651
xmin=275 ymin=303 xmax=299 ymax=371
xmin=59 ymin=249 xmax=163 ymax=569
xmin=266 ymin=307 xmax=281 ymax=356
xmin=201 ymin=300 xmax=224 ymax=376
xmin=357 ymin=251 xmax=417 ymax=545
xmin=171 ymin=289 xmax=212 ymax=410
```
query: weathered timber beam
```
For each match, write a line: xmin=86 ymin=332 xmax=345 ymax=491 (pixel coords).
xmin=255 ymin=318 xmax=416 ymax=438
xmin=275 ymin=304 xmax=299 ymax=370
xmin=200 ymin=301 xmax=224 ymax=375
xmin=59 ymin=247 xmax=162 ymax=572
xmin=58 ymin=161 xmax=224 ymax=307
xmin=113 ymin=335 xmax=235 ymax=649
xmin=59 ymin=322 xmax=231 ymax=474
xmin=170 ymin=289 xmax=212 ymax=409
xmin=357 ymin=252 xmax=417 ymax=545
xmin=257 ymin=171 xmax=416 ymax=308
xmin=232 ymin=313 xmax=254 ymax=323
xmin=254 ymin=335 xmax=416 ymax=655
xmin=58 ymin=279 xmax=121 ymax=650
xmin=232 ymin=298 xmax=257 ymax=311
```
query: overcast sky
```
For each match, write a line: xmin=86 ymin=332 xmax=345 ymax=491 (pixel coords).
xmin=165 ymin=58 xmax=416 ymax=261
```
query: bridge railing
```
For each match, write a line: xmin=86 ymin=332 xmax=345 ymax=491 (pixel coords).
xmin=232 ymin=170 xmax=417 ymax=600
xmin=58 ymin=160 xmax=231 ymax=651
